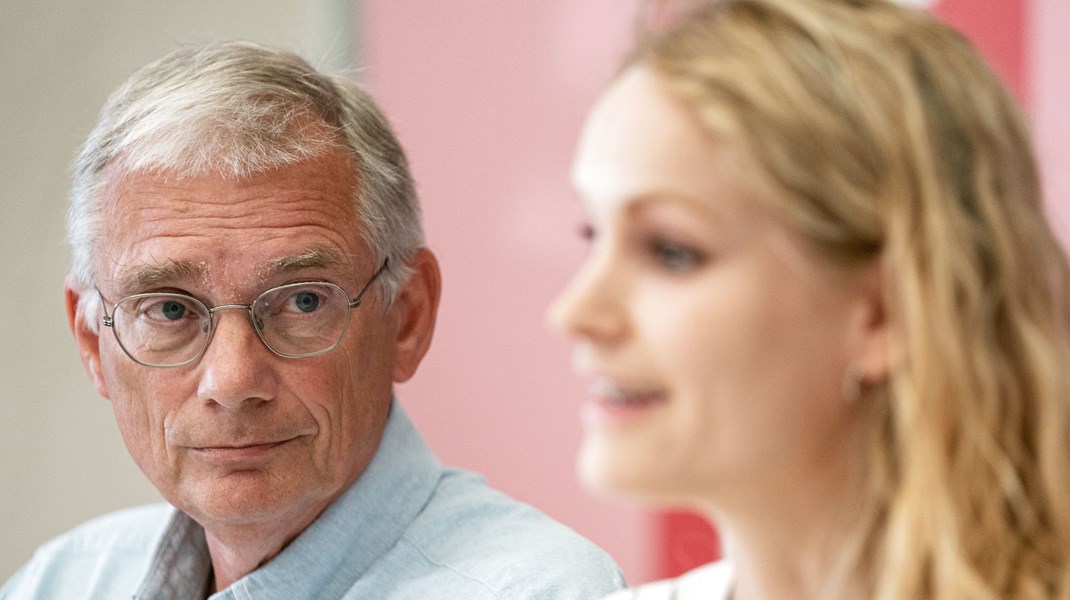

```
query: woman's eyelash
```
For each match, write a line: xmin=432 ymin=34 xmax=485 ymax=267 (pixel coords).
xmin=575 ymin=221 xmax=706 ymax=271
xmin=647 ymin=238 xmax=705 ymax=271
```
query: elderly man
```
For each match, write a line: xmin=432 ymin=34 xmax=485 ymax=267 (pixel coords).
xmin=2 ymin=42 xmax=623 ymax=599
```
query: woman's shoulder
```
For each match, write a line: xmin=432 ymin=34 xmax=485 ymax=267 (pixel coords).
xmin=604 ymin=561 xmax=734 ymax=600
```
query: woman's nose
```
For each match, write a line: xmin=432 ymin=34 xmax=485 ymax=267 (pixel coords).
xmin=547 ymin=251 xmax=628 ymax=345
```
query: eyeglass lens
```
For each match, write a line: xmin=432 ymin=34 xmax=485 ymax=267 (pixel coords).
xmin=110 ymin=283 xmax=353 ymax=367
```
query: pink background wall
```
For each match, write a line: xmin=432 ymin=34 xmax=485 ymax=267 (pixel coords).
xmin=363 ymin=0 xmax=652 ymax=584
xmin=364 ymin=0 xmax=1068 ymax=585
xmin=1033 ymin=0 xmax=1070 ymax=248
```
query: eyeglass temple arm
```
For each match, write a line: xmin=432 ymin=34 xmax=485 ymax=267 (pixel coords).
xmin=94 ymin=288 xmax=117 ymax=328
xmin=348 ymin=258 xmax=390 ymax=308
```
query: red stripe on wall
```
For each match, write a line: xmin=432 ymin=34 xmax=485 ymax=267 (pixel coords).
xmin=654 ymin=511 xmax=719 ymax=580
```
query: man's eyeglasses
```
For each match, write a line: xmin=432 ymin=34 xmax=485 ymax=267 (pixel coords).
xmin=98 ymin=259 xmax=389 ymax=368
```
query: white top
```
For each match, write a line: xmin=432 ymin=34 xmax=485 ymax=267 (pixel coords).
xmin=606 ymin=562 xmax=733 ymax=599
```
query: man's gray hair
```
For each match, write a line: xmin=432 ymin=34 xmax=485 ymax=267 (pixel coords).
xmin=68 ymin=41 xmax=422 ymax=324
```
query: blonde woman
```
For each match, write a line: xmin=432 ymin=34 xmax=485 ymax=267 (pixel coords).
xmin=549 ymin=0 xmax=1070 ymax=598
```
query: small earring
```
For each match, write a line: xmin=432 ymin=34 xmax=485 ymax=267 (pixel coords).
xmin=842 ymin=363 xmax=864 ymax=402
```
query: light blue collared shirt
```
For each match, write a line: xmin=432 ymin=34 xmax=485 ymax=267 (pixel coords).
xmin=2 ymin=400 xmax=625 ymax=599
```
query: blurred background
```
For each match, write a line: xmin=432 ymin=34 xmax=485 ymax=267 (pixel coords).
xmin=2 ymin=0 xmax=1067 ymax=585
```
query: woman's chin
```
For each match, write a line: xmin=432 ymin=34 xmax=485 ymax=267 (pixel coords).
xmin=577 ymin=433 xmax=663 ymax=502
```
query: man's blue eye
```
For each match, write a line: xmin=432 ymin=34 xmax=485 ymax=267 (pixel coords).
xmin=161 ymin=301 xmax=187 ymax=320
xmin=294 ymin=291 xmax=321 ymax=313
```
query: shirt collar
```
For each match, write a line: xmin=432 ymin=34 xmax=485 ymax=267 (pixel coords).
xmin=136 ymin=399 xmax=443 ymax=599
xmin=134 ymin=509 xmax=212 ymax=599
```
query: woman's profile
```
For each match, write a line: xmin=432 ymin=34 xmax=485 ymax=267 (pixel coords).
xmin=549 ymin=0 xmax=1070 ymax=598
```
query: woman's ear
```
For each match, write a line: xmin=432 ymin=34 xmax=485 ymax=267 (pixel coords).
xmin=65 ymin=281 xmax=110 ymax=398
xmin=848 ymin=255 xmax=901 ymax=390
xmin=851 ymin=254 xmax=903 ymax=391
xmin=391 ymin=249 xmax=442 ymax=383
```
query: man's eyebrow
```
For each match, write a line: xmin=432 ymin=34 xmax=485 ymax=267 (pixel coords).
xmin=111 ymin=249 xmax=349 ymax=296
xmin=115 ymin=261 xmax=199 ymax=296
xmin=268 ymin=248 xmax=349 ymax=275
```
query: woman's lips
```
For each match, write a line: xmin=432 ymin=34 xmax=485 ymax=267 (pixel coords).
xmin=581 ymin=378 xmax=668 ymax=426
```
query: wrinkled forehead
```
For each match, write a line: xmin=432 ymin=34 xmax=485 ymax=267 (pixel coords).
xmin=93 ymin=148 xmax=369 ymax=297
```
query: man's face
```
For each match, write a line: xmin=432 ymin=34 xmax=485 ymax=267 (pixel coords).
xmin=72 ymin=147 xmax=408 ymax=535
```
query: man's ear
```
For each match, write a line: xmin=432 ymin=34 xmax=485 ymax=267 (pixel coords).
xmin=65 ymin=280 xmax=109 ymax=398
xmin=391 ymin=248 xmax=442 ymax=383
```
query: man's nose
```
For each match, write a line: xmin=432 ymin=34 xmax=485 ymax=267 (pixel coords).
xmin=195 ymin=307 xmax=279 ymax=410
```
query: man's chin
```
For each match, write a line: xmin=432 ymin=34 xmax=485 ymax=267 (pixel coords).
xmin=178 ymin=475 xmax=313 ymax=529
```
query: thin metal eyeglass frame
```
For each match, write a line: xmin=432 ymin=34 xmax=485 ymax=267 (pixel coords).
xmin=98 ymin=258 xmax=390 ymax=368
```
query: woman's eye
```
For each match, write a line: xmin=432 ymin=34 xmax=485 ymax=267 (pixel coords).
xmin=649 ymin=239 xmax=704 ymax=272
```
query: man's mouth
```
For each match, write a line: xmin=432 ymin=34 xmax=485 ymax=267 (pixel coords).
xmin=190 ymin=438 xmax=295 ymax=462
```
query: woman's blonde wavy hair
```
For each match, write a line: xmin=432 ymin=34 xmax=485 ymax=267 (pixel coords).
xmin=630 ymin=0 xmax=1070 ymax=598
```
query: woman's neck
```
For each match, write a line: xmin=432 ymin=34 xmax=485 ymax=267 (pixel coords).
xmin=702 ymin=419 xmax=870 ymax=600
